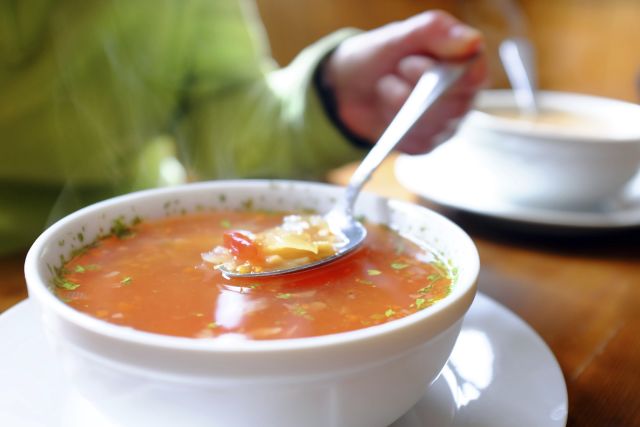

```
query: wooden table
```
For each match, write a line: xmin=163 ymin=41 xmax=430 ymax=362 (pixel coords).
xmin=2 ymin=156 xmax=639 ymax=426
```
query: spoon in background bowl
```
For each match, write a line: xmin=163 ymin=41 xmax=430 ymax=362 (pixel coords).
xmin=217 ymin=60 xmax=471 ymax=278
xmin=499 ymin=36 xmax=539 ymax=115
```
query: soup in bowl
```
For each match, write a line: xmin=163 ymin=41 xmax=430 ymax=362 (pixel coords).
xmin=25 ymin=180 xmax=479 ymax=427
xmin=455 ymin=90 xmax=640 ymax=210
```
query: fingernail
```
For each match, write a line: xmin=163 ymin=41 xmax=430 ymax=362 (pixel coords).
xmin=449 ymin=24 xmax=482 ymax=42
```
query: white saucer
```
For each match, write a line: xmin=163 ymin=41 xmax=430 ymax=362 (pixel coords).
xmin=0 ymin=294 xmax=567 ymax=427
xmin=395 ymin=140 xmax=640 ymax=229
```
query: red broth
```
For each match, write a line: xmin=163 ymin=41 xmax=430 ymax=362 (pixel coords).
xmin=55 ymin=211 xmax=453 ymax=340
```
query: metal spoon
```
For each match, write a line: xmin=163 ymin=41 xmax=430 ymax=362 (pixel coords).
xmin=220 ymin=61 xmax=469 ymax=278
xmin=499 ymin=37 xmax=539 ymax=115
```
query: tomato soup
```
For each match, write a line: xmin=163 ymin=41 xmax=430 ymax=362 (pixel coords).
xmin=55 ymin=211 xmax=454 ymax=340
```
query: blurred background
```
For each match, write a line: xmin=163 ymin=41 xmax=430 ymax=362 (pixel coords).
xmin=256 ymin=0 xmax=640 ymax=103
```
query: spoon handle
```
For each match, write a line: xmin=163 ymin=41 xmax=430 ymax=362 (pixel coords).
xmin=342 ymin=62 xmax=468 ymax=213
xmin=499 ymin=37 xmax=539 ymax=115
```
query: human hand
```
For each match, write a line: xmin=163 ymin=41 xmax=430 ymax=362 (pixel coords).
xmin=323 ymin=11 xmax=487 ymax=154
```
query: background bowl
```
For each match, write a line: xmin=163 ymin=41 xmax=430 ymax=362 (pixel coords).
xmin=454 ymin=90 xmax=640 ymax=210
xmin=25 ymin=180 xmax=479 ymax=427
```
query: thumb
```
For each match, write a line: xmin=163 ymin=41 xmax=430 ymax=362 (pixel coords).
xmin=391 ymin=11 xmax=484 ymax=60
xmin=329 ymin=10 xmax=484 ymax=91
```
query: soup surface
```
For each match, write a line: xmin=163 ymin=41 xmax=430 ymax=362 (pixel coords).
xmin=55 ymin=211 xmax=453 ymax=340
xmin=482 ymin=107 xmax=609 ymax=135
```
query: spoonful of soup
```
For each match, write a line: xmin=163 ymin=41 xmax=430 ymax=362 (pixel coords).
xmin=204 ymin=61 xmax=470 ymax=278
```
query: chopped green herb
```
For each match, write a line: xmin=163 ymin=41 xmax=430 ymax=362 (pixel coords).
xmin=54 ymin=277 xmax=80 ymax=290
xmin=427 ymin=273 xmax=443 ymax=282
xmin=70 ymin=241 xmax=98 ymax=258
xmin=415 ymin=298 xmax=426 ymax=310
xmin=385 ymin=308 xmax=396 ymax=317
xmin=432 ymin=259 xmax=449 ymax=276
xmin=218 ymin=194 xmax=227 ymax=203
xmin=276 ymin=293 xmax=292 ymax=299
xmin=292 ymin=306 xmax=308 ymax=317
xmin=241 ymin=198 xmax=254 ymax=210
xmin=207 ymin=322 xmax=219 ymax=329
xmin=120 ymin=276 xmax=132 ymax=285
xmin=220 ymin=219 xmax=231 ymax=229
xmin=451 ymin=266 xmax=459 ymax=283
xmin=367 ymin=269 xmax=382 ymax=276
xmin=248 ymin=283 xmax=263 ymax=289
xmin=110 ymin=217 xmax=134 ymax=239
xmin=72 ymin=264 xmax=99 ymax=274
xmin=391 ymin=262 xmax=409 ymax=270
xmin=77 ymin=232 xmax=84 ymax=243
xmin=418 ymin=285 xmax=433 ymax=294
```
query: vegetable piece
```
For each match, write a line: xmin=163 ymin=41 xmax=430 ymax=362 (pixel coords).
xmin=223 ymin=231 xmax=259 ymax=261
xmin=391 ymin=262 xmax=409 ymax=270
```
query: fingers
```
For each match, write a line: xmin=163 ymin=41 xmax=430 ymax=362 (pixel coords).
xmin=386 ymin=10 xmax=484 ymax=62
xmin=406 ymin=11 xmax=483 ymax=59
xmin=328 ymin=10 xmax=483 ymax=91
xmin=375 ymin=68 xmax=477 ymax=154
xmin=456 ymin=53 xmax=489 ymax=93
xmin=366 ymin=74 xmax=411 ymax=138
xmin=397 ymin=93 xmax=474 ymax=154
xmin=397 ymin=56 xmax=437 ymax=85
xmin=324 ymin=9 xmax=487 ymax=145
xmin=396 ymin=52 xmax=488 ymax=100
xmin=376 ymin=74 xmax=412 ymax=117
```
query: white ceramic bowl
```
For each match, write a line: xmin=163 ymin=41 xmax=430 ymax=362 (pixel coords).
xmin=25 ymin=180 xmax=479 ymax=427
xmin=454 ymin=90 xmax=640 ymax=210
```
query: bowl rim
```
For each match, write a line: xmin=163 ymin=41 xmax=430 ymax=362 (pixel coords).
xmin=24 ymin=180 xmax=479 ymax=355
xmin=466 ymin=89 xmax=640 ymax=143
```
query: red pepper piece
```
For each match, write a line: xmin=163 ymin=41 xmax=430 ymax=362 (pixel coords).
xmin=223 ymin=231 xmax=258 ymax=261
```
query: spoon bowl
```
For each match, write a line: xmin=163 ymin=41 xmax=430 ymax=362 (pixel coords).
xmin=220 ymin=60 xmax=470 ymax=278
xmin=219 ymin=208 xmax=366 ymax=278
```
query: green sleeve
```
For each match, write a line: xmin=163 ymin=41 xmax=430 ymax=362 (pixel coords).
xmin=0 ymin=0 xmax=366 ymax=255
xmin=176 ymin=1 xmax=365 ymax=180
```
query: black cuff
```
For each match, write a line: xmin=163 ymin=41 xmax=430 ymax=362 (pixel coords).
xmin=313 ymin=55 xmax=372 ymax=150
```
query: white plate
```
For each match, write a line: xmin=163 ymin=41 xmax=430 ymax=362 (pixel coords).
xmin=395 ymin=140 xmax=640 ymax=229
xmin=0 ymin=294 xmax=567 ymax=427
